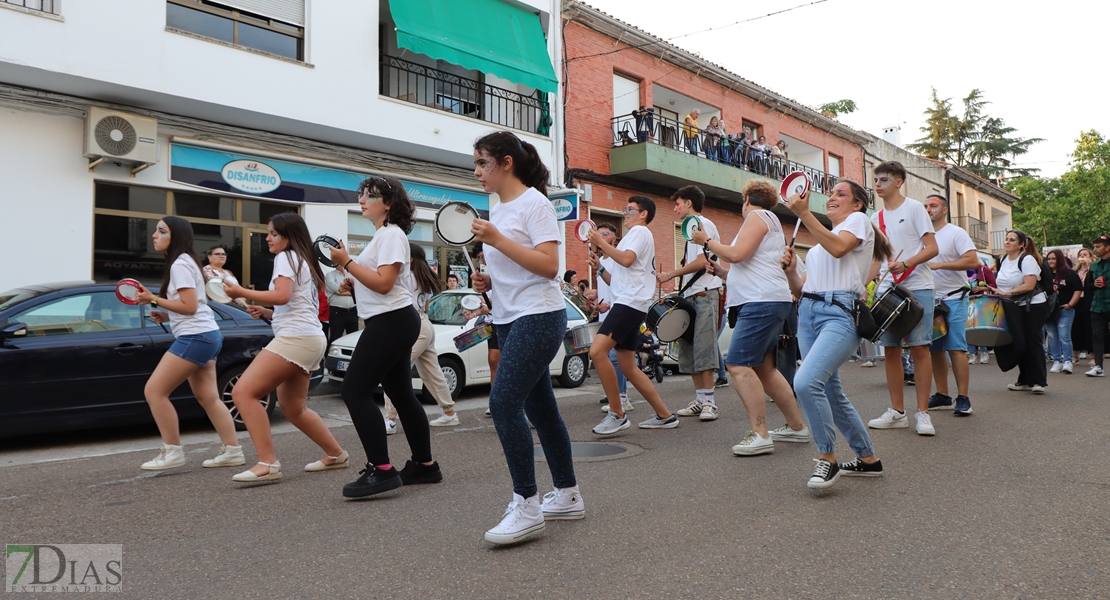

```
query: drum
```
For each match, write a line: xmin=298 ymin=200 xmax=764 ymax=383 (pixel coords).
xmin=869 ymin=284 xmax=924 ymax=342
xmin=966 ymin=295 xmax=1011 ymax=347
xmin=453 ymin=321 xmax=494 ymax=352
xmin=563 ymin=322 xmax=601 ymax=355
xmin=645 ymin=295 xmax=696 ymax=343
xmin=434 ymin=201 xmax=480 ymax=275
xmin=205 ymin=278 xmax=233 ymax=304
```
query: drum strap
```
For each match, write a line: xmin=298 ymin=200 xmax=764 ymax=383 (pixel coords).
xmin=879 ymin=211 xmax=917 ymax=284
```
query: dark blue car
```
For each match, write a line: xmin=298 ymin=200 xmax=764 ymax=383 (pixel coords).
xmin=0 ymin=281 xmax=318 ymax=439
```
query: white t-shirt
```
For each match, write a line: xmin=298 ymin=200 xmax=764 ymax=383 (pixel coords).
xmin=609 ymin=225 xmax=656 ymax=312
xmin=410 ymin=272 xmax=431 ymax=314
xmin=269 ymin=251 xmax=324 ymax=338
xmin=931 ymin=223 xmax=977 ymax=297
xmin=802 ymin=211 xmax=875 ymax=297
xmin=354 ymin=224 xmax=413 ymax=319
xmin=997 ymin=254 xmax=1046 ymax=305
xmin=484 ymin=187 xmax=565 ymax=324
xmin=597 ymin=256 xmax=615 ymax=323
xmin=725 ymin=210 xmax=793 ymax=307
xmin=871 ymin=198 xmax=935 ymax=292
xmin=166 ymin=254 xmax=219 ymax=337
xmin=682 ymin=215 xmax=722 ymax=297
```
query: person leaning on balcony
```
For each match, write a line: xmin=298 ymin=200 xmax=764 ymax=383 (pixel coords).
xmin=632 ymin=106 xmax=654 ymax=143
xmin=704 ymin=117 xmax=723 ymax=162
xmin=718 ymin=119 xmax=731 ymax=164
xmin=683 ymin=109 xmax=700 ymax=156
xmin=772 ymin=140 xmax=787 ymax=158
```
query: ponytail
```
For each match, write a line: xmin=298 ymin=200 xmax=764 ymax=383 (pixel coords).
xmin=474 ymin=131 xmax=550 ymax=197
xmin=1008 ymin=229 xmax=1041 ymax=266
xmin=409 ymin=243 xmax=440 ymax=296
xmin=840 ymin=179 xmax=892 ymax=262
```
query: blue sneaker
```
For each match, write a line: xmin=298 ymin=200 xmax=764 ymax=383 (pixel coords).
xmin=953 ymin=395 xmax=973 ymax=416
xmin=927 ymin=393 xmax=953 ymax=411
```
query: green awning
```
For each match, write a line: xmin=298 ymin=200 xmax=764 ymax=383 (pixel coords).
xmin=389 ymin=0 xmax=558 ymax=94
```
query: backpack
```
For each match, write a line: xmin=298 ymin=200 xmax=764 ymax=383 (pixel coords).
xmin=1016 ymin=254 xmax=1059 ymax=321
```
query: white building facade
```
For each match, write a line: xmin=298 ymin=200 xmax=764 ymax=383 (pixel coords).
xmin=0 ymin=0 xmax=569 ymax=293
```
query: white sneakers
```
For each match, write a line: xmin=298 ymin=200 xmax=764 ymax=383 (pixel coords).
xmin=485 ymin=493 xmax=546 ymax=545
xmin=699 ymin=404 xmax=719 ymax=421
xmin=1062 ymin=361 xmax=1074 ymax=374
xmin=600 ymin=398 xmax=635 ymax=413
xmin=732 ymin=431 xmax=774 ymax=456
xmin=868 ymin=408 xmax=909 ymax=429
xmin=769 ymin=424 xmax=811 ymax=443
xmin=202 ymin=445 xmax=245 ymax=468
xmin=429 ymin=413 xmax=461 ymax=427
xmin=1050 ymin=361 xmax=1063 ymax=373
xmin=915 ymin=411 xmax=935 ymax=436
xmin=385 ymin=418 xmax=399 ymax=435
xmin=1086 ymin=366 xmax=1105 ymax=377
xmin=141 ymin=444 xmax=186 ymax=470
xmin=540 ymin=486 xmax=585 ymax=520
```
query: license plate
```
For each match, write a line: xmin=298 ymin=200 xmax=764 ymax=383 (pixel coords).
xmin=337 ymin=360 xmax=349 ymax=372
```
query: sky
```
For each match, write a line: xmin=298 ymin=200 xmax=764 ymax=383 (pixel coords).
xmin=584 ymin=0 xmax=1108 ymax=178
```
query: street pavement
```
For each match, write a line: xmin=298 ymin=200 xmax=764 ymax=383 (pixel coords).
xmin=2 ymin=360 xmax=1109 ymax=599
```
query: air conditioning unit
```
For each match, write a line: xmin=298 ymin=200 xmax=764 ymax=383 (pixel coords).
xmin=84 ymin=107 xmax=158 ymax=175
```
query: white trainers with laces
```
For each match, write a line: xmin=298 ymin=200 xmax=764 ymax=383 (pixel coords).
xmin=1062 ymin=361 xmax=1074 ymax=374
xmin=385 ymin=418 xmax=398 ymax=435
xmin=540 ymin=486 xmax=585 ymax=520
xmin=769 ymin=423 xmax=811 ymax=443
xmin=731 ymin=430 xmax=774 ymax=456
xmin=968 ymin=354 xmax=978 ymax=365
xmin=202 ymin=444 xmax=245 ymax=468
xmin=675 ymin=399 xmax=705 ymax=417
xmin=1086 ymin=366 xmax=1105 ymax=377
xmin=979 ymin=351 xmax=989 ymax=364
xmin=141 ymin=443 xmax=186 ymax=470
xmin=915 ymin=411 xmax=936 ymax=436
xmin=429 ymin=413 xmax=460 ymax=427
xmin=485 ymin=493 xmax=545 ymax=545
xmin=868 ymin=408 xmax=909 ymax=429
xmin=600 ymin=398 xmax=635 ymax=413
xmin=1050 ymin=361 xmax=1063 ymax=373
xmin=699 ymin=403 xmax=719 ymax=421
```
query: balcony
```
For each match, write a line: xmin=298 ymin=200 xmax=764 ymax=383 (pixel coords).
xmin=991 ymin=230 xmax=1008 ymax=254
xmin=954 ymin=216 xmax=988 ymax=249
xmin=609 ymin=114 xmax=870 ymax=219
xmin=379 ymin=54 xmax=552 ymax=136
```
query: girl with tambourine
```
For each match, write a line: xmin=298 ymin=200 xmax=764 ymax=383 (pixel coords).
xmin=781 ymin=181 xmax=892 ymax=489
xmin=133 ymin=216 xmax=242 ymax=471
xmin=327 ymin=176 xmax=442 ymax=498
xmin=469 ymin=131 xmax=581 ymax=545
xmin=223 ymin=213 xmax=347 ymax=483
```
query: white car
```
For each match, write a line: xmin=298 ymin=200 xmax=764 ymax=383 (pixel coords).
xmin=324 ymin=290 xmax=590 ymax=399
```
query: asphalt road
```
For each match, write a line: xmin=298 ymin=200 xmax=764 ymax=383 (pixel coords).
xmin=2 ymin=361 xmax=1109 ymax=599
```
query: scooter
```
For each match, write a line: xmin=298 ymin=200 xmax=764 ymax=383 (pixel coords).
xmin=638 ymin=338 xmax=666 ymax=383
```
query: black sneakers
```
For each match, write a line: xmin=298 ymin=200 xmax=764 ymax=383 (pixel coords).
xmin=927 ymin=393 xmax=953 ymax=411
xmin=953 ymin=395 xmax=973 ymax=416
xmin=838 ymin=458 xmax=884 ymax=477
xmin=398 ymin=460 xmax=443 ymax=485
xmin=807 ymin=459 xmax=841 ymax=489
xmin=342 ymin=464 xmax=402 ymax=498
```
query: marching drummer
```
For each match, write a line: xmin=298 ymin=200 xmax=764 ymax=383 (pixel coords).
xmin=657 ymin=185 xmax=725 ymax=422
xmin=587 ymin=196 xmax=678 ymax=435
xmin=865 ymin=161 xmax=940 ymax=436
xmin=923 ymin=195 xmax=980 ymax=416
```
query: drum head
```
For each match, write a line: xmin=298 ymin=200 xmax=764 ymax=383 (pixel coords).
xmin=574 ymin=219 xmax=595 ymax=243
xmin=435 ymin=202 xmax=478 ymax=245
xmin=780 ymin=171 xmax=810 ymax=202
xmin=460 ymin=295 xmax=482 ymax=311
xmin=681 ymin=216 xmax=702 ymax=241
xmin=205 ymin=278 xmax=232 ymax=303
xmin=115 ymin=279 xmax=142 ymax=305
xmin=313 ymin=235 xmax=340 ymax=269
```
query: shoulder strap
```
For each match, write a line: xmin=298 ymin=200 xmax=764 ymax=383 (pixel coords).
xmin=878 ymin=210 xmax=886 ymax=236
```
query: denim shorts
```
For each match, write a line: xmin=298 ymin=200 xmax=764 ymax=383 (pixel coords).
xmin=725 ymin=301 xmax=791 ymax=367
xmin=877 ymin=288 xmax=936 ymax=347
xmin=168 ymin=329 xmax=223 ymax=367
xmin=930 ymin=295 xmax=969 ymax=353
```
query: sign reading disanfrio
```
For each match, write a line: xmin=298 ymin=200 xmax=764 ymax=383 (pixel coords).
xmin=6 ymin=544 xmax=123 ymax=593
xmin=221 ymin=160 xmax=282 ymax=194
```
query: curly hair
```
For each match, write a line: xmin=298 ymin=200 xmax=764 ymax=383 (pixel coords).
xmin=358 ymin=176 xmax=415 ymax=234
xmin=743 ymin=179 xmax=778 ymax=209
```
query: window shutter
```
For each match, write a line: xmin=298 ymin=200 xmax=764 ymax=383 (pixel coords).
xmin=218 ymin=0 xmax=305 ymax=26
xmin=613 ymin=74 xmax=640 ymax=119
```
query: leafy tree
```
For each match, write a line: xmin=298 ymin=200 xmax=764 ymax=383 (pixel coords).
xmin=818 ymin=99 xmax=857 ymax=118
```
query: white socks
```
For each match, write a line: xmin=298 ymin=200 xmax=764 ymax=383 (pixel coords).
xmin=696 ymin=389 xmax=715 ymax=404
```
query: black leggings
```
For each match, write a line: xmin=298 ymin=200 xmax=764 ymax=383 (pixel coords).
xmin=341 ymin=306 xmax=429 ymax=466
xmin=1015 ymin=302 xmax=1050 ymax=387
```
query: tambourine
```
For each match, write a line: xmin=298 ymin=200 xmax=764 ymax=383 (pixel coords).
xmin=573 ymin=219 xmax=596 ymax=243
xmin=680 ymin=215 xmax=702 ymax=241
xmin=460 ymin=295 xmax=483 ymax=311
xmin=435 ymin=201 xmax=480 ymax=274
xmin=115 ymin=279 xmax=143 ymax=305
xmin=205 ymin=278 xmax=232 ymax=304
xmin=779 ymin=171 xmax=810 ymax=202
xmin=313 ymin=234 xmax=341 ymax=269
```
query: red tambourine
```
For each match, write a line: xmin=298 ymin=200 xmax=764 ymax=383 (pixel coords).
xmin=115 ymin=279 xmax=143 ymax=305
xmin=780 ymin=171 xmax=811 ymax=202
xmin=574 ymin=219 xmax=596 ymax=243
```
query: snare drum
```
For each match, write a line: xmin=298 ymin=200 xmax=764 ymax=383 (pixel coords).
xmin=453 ymin=321 xmax=494 ymax=352
xmin=564 ymin=322 xmax=601 ymax=355
xmin=869 ymin=284 xmax=924 ymax=342
xmin=966 ymin=295 xmax=1011 ymax=347
xmin=646 ymin=295 xmax=696 ymax=343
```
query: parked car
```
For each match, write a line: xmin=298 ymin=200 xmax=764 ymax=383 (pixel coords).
xmin=0 ymin=281 xmax=318 ymax=438
xmin=324 ymin=289 xmax=590 ymax=399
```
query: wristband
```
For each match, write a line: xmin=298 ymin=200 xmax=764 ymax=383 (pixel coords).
xmin=344 ymin=259 xmax=354 ymax=271
xmin=598 ymin=266 xmax=605 ymax=275
xmin=902 ymin=261 xmax=910 ymax=270
xmin=150 ymin=298 xmax=158 ymax=307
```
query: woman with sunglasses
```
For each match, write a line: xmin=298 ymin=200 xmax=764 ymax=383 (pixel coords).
xmin=470 ymin=131 xmax=581 ymax=545
xmin=328 ymin=176 xmax=442 ymax=498
xmin=224 ymin=213 xmax=347 ymax=482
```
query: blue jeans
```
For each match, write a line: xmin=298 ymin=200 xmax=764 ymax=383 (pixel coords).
xmin=716 ymin=311 xmax=727 ymax=379
xmin=609 ymin=346 xmax=627 ymax=393
xmin=795 ymin=293 xmax=876 ymax=457
xmin=1046 ymin=308 xmax=1076 ymax=363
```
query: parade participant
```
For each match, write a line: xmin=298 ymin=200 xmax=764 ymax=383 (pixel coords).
xmin=693 ymin=180 xmax=807 ymax=456
xmin=990 ymin=229 xmax=1050 ymax=392
xmin=1044 ymin=249 xmax=1082 ymax=375
xmin=588 ymin=196 xmax=678 ymax=435
xmin=135 ymin=217 xmax=242 ymax=471
xmin=203 ymin=245 xmax=247 ymax=308
xmin=922 ymin=195 xmax=979 ymax=415
xmin=659 ymin=185 xmax=724 ymax=421
xmin=589 ymin=223 xmax=632 ymax=414
xmin=1085 ymin=235 xmax=1110 ymax=377
xmin=223 ymin=213 xmax=347 ymax=482
xmin=382 ymin=243 xmax=458 ymax=427
xmin=329 ymin=176 xmax=441 ymax=498
xmin=324 ymin=261 xmax=358 ymax=345
xmin=866 ymin=161 xmax=940 ymax=436
xmin=469 ymin=131 xmax=582 ymax=545
xmin=783 ymin=181 xmax=891 ymax=488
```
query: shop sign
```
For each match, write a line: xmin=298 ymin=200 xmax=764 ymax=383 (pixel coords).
xmin=221 ymin=160 xmax=282 ymax=194
xmin=550 ymin=194 xmax=578 ymax=221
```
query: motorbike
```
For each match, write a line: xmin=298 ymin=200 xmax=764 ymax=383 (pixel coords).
xmin=638 ymin=337 xmax=666 ymax=383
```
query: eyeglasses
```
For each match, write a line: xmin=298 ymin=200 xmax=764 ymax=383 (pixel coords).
xmin=622 ymin=207 xmax=640 ymax=216
xmin=210 ymin=253 xmax=226 ymax=257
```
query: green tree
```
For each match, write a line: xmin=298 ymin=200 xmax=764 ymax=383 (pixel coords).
xmin=818 ymin=99 xmax=857 ymax=119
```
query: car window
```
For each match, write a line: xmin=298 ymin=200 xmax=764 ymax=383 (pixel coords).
xmin=0 ymin=289 xmax=39 ymax=312
xmin=565 ymin=298 xmax=586 ymax=322
xmin=428 ymin=293 xmax=473 ymax=326
xmin=13 ymin=292 xmax=144 ymax=336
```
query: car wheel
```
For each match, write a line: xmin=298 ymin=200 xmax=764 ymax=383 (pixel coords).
xmin=426 ymin=356 xmax=464 ymax=401
xmin=218 ymin=364 xmax=276 ymax=431
xmin=663 ymin=367 xmax=676 ymax=376
xmin=558 ymin=353 xmax=588 ymax=388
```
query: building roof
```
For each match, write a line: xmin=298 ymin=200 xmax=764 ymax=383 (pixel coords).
xmin=922 ymin=157 xmax=1020 ymax=205
xmin=563 ymin=1 xmax=872 ymax=146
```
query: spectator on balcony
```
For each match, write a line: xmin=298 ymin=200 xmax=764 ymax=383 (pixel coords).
xmin=750 ymin=135 xmax=772 ymax=175
xmin=730 ymin=131 xmax=751 ymax=169
xmin=683 ymin=110 xmax=701 ymax=156
xmin=772 ymin=140 xmax=787 ymax=158
xmin=632 ymin=106 xmax=654 ymax=143
xmin=718 ymin=119 xmax=731 ymax=164
xmin=704 ymin=117 xmax=723 ymax=162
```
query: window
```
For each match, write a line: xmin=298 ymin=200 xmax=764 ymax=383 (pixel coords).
xmin=14 ymin=293 xmax=144 ymax=337
xmin=1 ymin=0 xmax=56 ymax=13
xmin=978 ymin=201 xmax=986 ymax=222
xmin=955 ymin=191 xmax=965 ymax=217
xmin=166 ymin=0 xmax=304 ymax=61
xmin=828 ymin=155 xmax=841 ymax=178
xmin=613 ymin=73 xmax=641 ymax=119
xmin=742 ymin=120 xmax=762 ymax=142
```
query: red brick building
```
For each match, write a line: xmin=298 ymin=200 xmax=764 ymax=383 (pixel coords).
xmin=561 ymin=1 xmax=872 ymax=295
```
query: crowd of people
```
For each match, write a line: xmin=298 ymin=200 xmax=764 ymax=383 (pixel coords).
xmin=124 ymin=142 xmax=1108 ymax=548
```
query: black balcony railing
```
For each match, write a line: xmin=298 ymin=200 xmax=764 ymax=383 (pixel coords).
xmin=611 ymin=113 xmax=871 ymax=201
xmin=954 ymin=215 xmax=989 ymax=248
xmin=2 ymin=0 xmax=55 ymax=12
xmin=380 ymin=54 xmax=551 ymax=136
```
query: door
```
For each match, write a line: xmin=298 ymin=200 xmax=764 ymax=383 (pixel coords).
xmin=247 ymin=228 xmax=276 ymax=295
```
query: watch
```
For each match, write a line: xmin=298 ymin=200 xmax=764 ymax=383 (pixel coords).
xmin=150 ymin=298 xmax=158 ymax=307
xmin=598 ymin=266 xmax=605 ymax=275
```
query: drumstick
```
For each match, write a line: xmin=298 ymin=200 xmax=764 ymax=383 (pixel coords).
xmin=875 ymin=250 xmax=905 ymax=289
xmin=790 ymin=219 xmax=802 ymax=248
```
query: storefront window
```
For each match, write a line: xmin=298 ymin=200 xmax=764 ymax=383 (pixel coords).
xmin=242 ymin=199 xmax=298 ymax=225
xmin=94 ymin=183 xmax=167 ymax=214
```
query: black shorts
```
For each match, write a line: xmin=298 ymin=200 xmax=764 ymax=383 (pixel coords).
xmin=597 ymin=304 xmax=646 ymax=351
xmin=488 ymin=327 xmax=499 ymax=351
